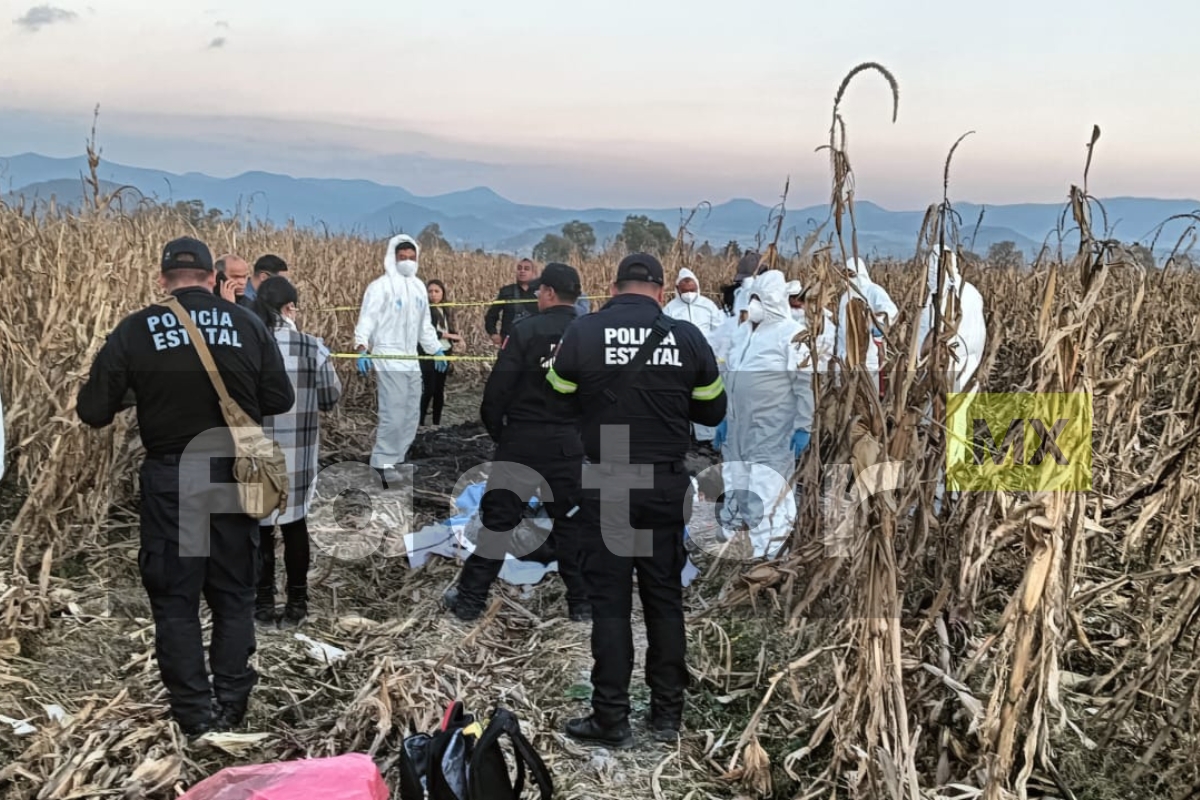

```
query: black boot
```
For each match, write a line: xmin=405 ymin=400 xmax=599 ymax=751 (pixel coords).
xmin=280 ymin=585 xmax=308 ymax=627
xmin=564 ymin=715 xmax=634 ymax=748
xmin=644 ymin=710 xmax=682 ymax=742
xmin=254 ymin=582 xmax=276 ymax=627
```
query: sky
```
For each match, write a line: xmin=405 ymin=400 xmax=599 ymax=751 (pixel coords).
xmin=1 ymin=0 xmax=1198 ymax=209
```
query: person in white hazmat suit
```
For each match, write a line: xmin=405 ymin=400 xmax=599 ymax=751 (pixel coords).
xmin=354 ymin=234 xmax=448 ymax=471
xmin=786 ymin=280 xmax=836 ymax=373
xmin=835 ymin=257 xmax=898 ymax=391
xmin=918 ymin=248 xmax=987 ymax=393
xmin=664 ymin=268 xmax=725 ymax=443
xmin=920 ymin=248 xmax=988 ymax=506
xmin=714 ymin=270 xmax=814 ymax=559
xmin=708 ymin=275 xmax=755 ymax=367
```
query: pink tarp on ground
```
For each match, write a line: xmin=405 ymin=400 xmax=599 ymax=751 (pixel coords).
xmin=179 ymin=753 xmax=389 ymax=800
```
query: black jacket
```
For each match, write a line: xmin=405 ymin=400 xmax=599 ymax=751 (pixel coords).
xmin=546 ymin=294 xmax=727 ymax=464
xmin=484 ymin=283 xmax=538 ymax=339
xmin=480 ymin=304 xmax=579 ymax=440
xmin=76 ymin=286 xmax=295 ymax=456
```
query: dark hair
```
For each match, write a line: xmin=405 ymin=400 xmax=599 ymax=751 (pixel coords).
xmin=253 ymin=275 xmax=299 ymax=329
xmin=254 ymin=254 xmax=288 ymax=276
xmin=426 ymin=279 xmax=453 ymax=329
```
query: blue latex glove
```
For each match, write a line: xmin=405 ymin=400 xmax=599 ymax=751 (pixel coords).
xmin=433 ymin=348 xmax=449 ymax=373
xmin=712 ymin=420 xmax=728 ymax=451
xmin=356 ymin=353 xmax=372 ymax=374
xmin=791 ymin=429 xmax=811 ymax=458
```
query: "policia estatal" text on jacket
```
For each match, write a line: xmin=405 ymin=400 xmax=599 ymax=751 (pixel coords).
xmin=77 ymin=286 xmax=295 ymax=455
xmin=546 ymin=294 xmax=726 ymax=464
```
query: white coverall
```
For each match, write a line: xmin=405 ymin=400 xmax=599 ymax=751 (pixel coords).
xmin=835 ymin=257 xmax=898 ymax=387
xmin=918 ymin=249 xmax=987 ymax=393
xmin=920 ymin=249 xmax=988 ymax=508
xmin=709 ymin=275 xmax=754 ymax=367
xmin=664 ymin=267 xmax=726 ymax=442
xmin=720 ymin=270 xmax=814 ymax=559
xmin=354 ymin=233 xmax=443 ymax=469
xmin=786 ymin=281 xmax=837 ymax=376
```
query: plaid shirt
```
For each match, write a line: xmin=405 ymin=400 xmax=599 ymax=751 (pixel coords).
xmin=261 ymin=320 xmax=342 ymax=524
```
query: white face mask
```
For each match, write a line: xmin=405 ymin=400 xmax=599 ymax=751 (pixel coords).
xmin=790 ymin=307 xmax=806 ymax=324
xmin=848 ymin=272 xmax=865 ymax=292
xmin=747 ymin=299 xmax=765 ymax=324
xmin=680 ymin=291 xmax=698 ymax=305
xmin=396 ymin=259 xmax=418 ymax=277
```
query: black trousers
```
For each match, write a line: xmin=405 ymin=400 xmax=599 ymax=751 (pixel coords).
xmin=138 ymin=454 xmax=260 ymax=729
xmin=420 ymin=358 xmax=448 ymax=425
xmin=259 ymin=518 xmax=310 ymax=590
xmin=578 ymin=462 xmax=691 ymax=726
xmin=456 ymin=426 xmax=589 ymax=613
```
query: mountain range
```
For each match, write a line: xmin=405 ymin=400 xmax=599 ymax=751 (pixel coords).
xmin=3 ymin=152 xmax=1197 ymax=259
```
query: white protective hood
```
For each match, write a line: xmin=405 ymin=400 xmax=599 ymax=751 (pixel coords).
xmin=664 ymin=267 xmax=725 ymax=334
xmin=353 ymin=233 xmax=442 ymax=370
xmin=676 ymin=267 xmax=700 ymax=293
xmin=918 ymin=249 xmax=987 ymax=391
xmin=384 ymin=233 xmax=420 ymax=278
xmin=748 ymin=269 xmax=790 ymax=322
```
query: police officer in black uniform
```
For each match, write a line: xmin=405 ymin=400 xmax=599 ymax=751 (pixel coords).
xmin=546 ymin=253 xmax=727 ymax=747
xmin=443 ymin=263 xmax=592 ymax=621
xmin=484 ymin=257 xmax=539 ymax=344
xmin=76 ymin=236 xmax=294 ymax=737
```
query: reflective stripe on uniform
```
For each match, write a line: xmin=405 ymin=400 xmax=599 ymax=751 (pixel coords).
xmin=691 ymin=376 xmax=724 ymax=401
xmin=547 ymin=367 xmax=578 ymax=394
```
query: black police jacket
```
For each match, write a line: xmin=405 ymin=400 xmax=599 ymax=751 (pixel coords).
xmin=480 ymin=304 xmax=579 ymax=440
xmin=76 ymin=286 xmax=295 ymax=456
xmin=484 ymin=283 xmax=537 ymax=339
xmin=546 ymin=293 xmax=727 ymax=464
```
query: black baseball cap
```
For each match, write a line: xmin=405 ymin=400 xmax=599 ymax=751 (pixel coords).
xmin=615 ymin=253 xmax=664 ymax=285
xmin=533 ymin=262 xmax=581 ymax=295
xmin=161 ymin=237 xmax=214 ymax=272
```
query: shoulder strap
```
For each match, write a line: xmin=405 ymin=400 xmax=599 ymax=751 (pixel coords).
xmin=157 ymin=295 xmax=236 ymax=408
xmin=601 ymin=311 xmax=676 ymax=406
xmin=467 ymin=709 xmax=553 ymax=800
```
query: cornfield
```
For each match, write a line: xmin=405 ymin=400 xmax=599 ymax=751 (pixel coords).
xmin=1 ymin=65 xmax=1200 ymax=800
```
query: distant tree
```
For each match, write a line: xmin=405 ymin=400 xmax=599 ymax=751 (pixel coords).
xmin=1128 ymin=242 xmax=1155 ymax=269
xmin=986 ymin=240 xmax=1023 ymax=269
xmin=616 ymin=214 xmax=673 ymax=257
xmin=1164 ymin=252 xmax=1197 ymax=271
xmin=697 ymin=240 xmax=713 ymax=258
xmin=722 ymin=240 xmax=742 ymax=259
xmin=418 ymin=222 xmax=452 ymax=253
xmin=533 ymin=233 xmax=572 ymax=263
xmin=560 ymin=220 xmax=596 ymax=259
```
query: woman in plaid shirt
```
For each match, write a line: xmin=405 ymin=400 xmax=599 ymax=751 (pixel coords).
xmin=252 ymin=275 xmax=343 ymax=627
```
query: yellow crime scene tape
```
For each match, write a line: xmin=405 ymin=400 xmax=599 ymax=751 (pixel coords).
xmin=313 ymin=290 xmax=724 ymax=313
xmin=330 ymin=352 xmax=497 ymax=362
xmin=314 ymin=295 xmax=604 ymax=313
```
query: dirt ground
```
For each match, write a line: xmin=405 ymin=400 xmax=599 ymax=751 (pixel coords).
xmin=0 ymin=383 xmax=762 ymax=800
